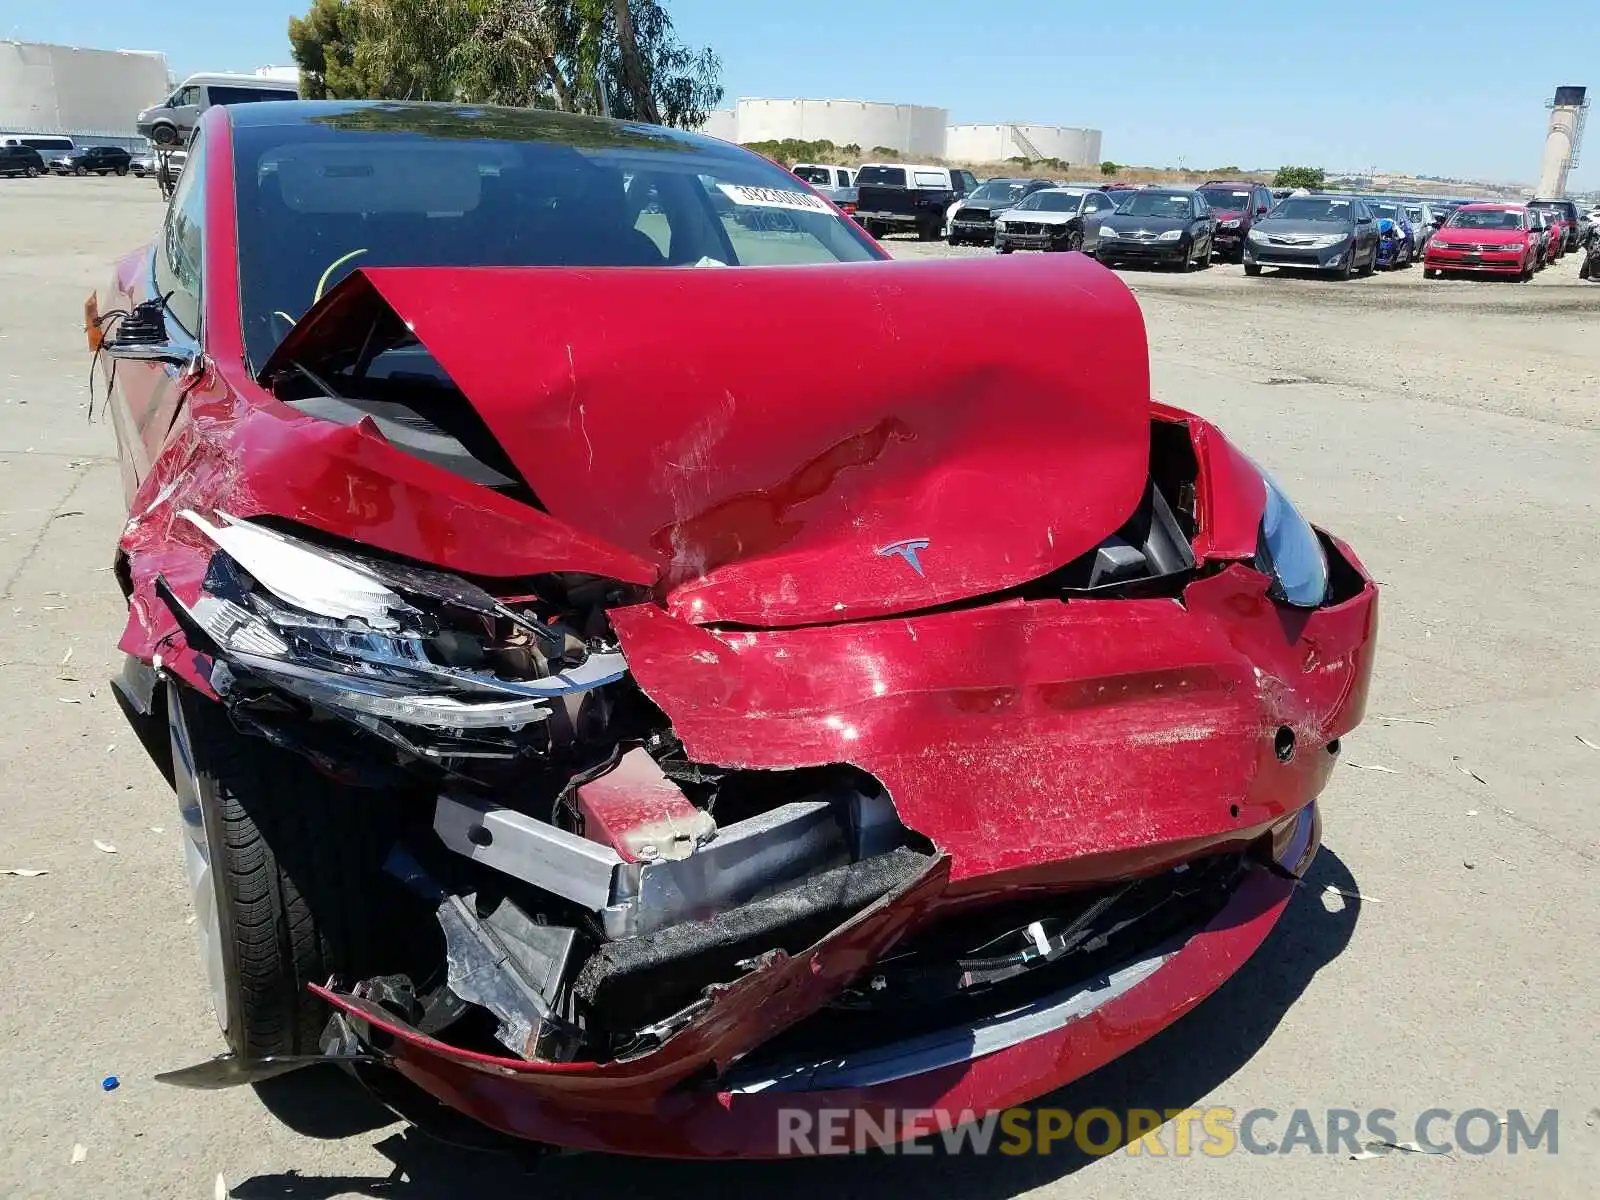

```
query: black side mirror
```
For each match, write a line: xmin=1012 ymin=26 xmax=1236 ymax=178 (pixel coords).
xmin=101 ymin=297 xmax=197 ymax=370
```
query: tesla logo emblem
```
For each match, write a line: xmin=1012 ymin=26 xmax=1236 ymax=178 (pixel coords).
xmin=878 ymin=538 xmax=931 ymax=577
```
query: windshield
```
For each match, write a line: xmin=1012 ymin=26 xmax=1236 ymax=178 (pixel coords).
xmin=1528 ymin=200 xmax=1570 ymax=219
xmin=1017 ymin=191 xmax=1082 ymax=212
xmin=1267 ymin=197 xmax=1352 ymax=222
xmin=791 ymin=166 xmax=831 ymax=184
xmin=233 ymin=108 xmax=884 ymax=371
xmin=969 ymin=179 xmax=1032 ymax=205
xmin=1198 ymin=187 xmax=1250 ymax=210
xmin=1370 ymin=203 xmax=1401 ymax=220
xmin=856 ymin=165 xmax=907 ymax=187
xmin=1117 ymin=192 xmax=1193 ymax=217
xmin=1445 ymin=208 xmax=1522 ymax=230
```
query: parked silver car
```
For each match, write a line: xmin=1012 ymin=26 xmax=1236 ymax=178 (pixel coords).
xmin=1400 ymin=200 xmax=1443 ymax=254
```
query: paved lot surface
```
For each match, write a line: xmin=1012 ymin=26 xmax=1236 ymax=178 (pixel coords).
xmin=1 ymin=177 xmax=1597 ymax=1198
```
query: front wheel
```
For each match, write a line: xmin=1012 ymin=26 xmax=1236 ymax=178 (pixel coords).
xmin=1581 ymin=256 xmax=1592 ymax=280
xmin=1244 ymin=262 xmax=1262 ymax=277
xmin=115 ymin=165 xmax=128 ymax=176
xmin=24 ymin=165 xmax=39 ymax=177
xmin=73 ymin=165 xmax=86 ymax=176
xmin=1358 ymin=245 xmax=1376 ymax=277
xmin=997 ymin=243 xmax=1014 ymax=254
xmin=1424 ymin=267 xmax=1441 ymax=279
xmin=150 ymin=123 xmax=179 ymax=147
xmin=168 ymin=686 xmax=410 ymax=1057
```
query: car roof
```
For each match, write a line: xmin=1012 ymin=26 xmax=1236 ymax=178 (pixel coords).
xmin=1457 ymin=202 xmax=1519 ymax=211
xmin=222 ymin=99 xmax=744 ymax=158
xmin=179 ymin=73 xmax=296 ymax=86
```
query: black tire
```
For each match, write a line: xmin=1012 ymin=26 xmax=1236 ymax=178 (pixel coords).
xmin=25 ymin=166 xmax=39 ymax=178
xmin=864 ymin=219 xmax=885 ymax=238
xmin=1581 ymin=257 xmax=1591 ymax=280
xmin=115 ymin=164 xmax=128 ymax=176
xmin=151 ymin=123 xmax=180 ymax=147
xmin=1333 ymin=253 xmax=1355 ymax=281
xmin=1066 ymin=228 xmax=1084 ymax=252
xmin=917 ymin=221 xmax=940 ymax=242
xmin=1424 ymin=267 xmax=1441 ymax=279
xmin=997 ymin=243 xmax=1014 ymax=254
xmin=1518 ymin=262 xmax=1534 ymax=281
xmin=169 ymin=687 xmax=409 ymax=1058
xmin=1357 ymin=245 xmax=1376 ymax=277
xmin=1244 ymin=262 xmax=1262 ymax=277
xmin=74 ymin=165 xmax=87 ymax=176
xmin=946 ymin=235 xmax=962 ymax=247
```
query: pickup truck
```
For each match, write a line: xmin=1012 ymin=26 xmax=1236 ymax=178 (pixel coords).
xmin=853 ymin=163 xmax=980 ymax=240
xmin=790 ymin=163 xmax=859 ymax=214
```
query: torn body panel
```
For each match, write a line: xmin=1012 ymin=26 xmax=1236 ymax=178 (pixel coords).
xmin=609 ymin=543 xmax=1375 ymax=890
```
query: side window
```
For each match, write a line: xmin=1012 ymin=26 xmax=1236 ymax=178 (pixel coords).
xmin=175 ymin=86 xmax=200 ymax=107
xmin=154 ymin=133 xmax=205 ymax=336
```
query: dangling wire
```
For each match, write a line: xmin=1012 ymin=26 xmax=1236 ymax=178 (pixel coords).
xmin=85 ymin=308 xmax=129 ymax=424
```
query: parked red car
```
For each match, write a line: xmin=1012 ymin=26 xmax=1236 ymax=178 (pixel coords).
xmin=90 ymin=100 xmax=1377 ymax=1158
xmin=1197 ymin=179 xmax=1276 ymax=263
xmin=1423 ymin=204 xmax=1539 ymax=279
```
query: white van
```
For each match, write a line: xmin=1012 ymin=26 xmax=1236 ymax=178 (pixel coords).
xmin=0 ymin=134 xmax=76 ymax=153
xmin=136 ymin=73 xmax=299 ymax=146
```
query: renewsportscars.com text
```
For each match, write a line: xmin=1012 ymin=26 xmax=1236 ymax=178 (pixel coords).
xmin=776 ymin=1106 xmax=1561 ymax=1156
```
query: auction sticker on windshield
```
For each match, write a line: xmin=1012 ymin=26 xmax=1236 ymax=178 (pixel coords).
xmin=718 ymin=184 xmax=834 ymax=213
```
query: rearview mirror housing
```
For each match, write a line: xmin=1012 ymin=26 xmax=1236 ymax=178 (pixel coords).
xmin=101 ymin=297 xmax=198 ymax=370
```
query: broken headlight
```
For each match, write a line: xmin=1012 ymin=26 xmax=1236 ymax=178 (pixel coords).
xmin=171 ymin=510 xmax=626 ymax=737
xmin=1254 ymin=473 xmax=1329 ymax=608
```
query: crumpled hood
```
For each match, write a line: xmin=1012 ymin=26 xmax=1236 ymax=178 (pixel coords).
xmin=262 ymin=255 xmax=1150 ymax=627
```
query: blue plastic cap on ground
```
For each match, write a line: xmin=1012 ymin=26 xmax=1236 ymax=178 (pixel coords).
xmin=101 ymin=1076 xmax=119 ymax=1092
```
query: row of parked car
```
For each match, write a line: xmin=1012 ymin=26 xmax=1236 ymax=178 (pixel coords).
xmin=0 ymin=134 xmax=185 ymax=180
xmin=786 ymin=160 xmax=1600 ymax=284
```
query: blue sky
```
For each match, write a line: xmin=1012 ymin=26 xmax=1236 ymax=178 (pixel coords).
xmin=3 ymin=0 xmax=1592 ymax=188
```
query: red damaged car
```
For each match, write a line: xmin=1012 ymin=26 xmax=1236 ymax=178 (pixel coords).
xmin=1423 ymin=204 xmax=1540 ymax=279
xmin=89 ymin=101 xmax=1377 ymax=1157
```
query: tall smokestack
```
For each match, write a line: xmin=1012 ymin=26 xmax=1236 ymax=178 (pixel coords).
xmin=1537 ymin=86 xmax=1588 ymax=198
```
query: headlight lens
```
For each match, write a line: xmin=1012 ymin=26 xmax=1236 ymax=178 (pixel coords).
xmin=1220 ymin=218 xmax=1241 ymax=229
xmin=1247 ymin=228 xmax=1268 ymax=244
xmin=1157 ymin=229 xmax=1182 ymax=241
xmin=173 ymin=510 xmax=627 ymax=733
xmin=1255 ymin=475 xmax=1329 ymax=608
xmin=1099 ymin=226 xmax=1121 ymax=238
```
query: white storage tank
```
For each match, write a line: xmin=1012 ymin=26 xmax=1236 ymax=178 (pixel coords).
xmin=0 ymin=40 xmax=170 ymax=145
xmin=945 ymin=123 xmax=1103 ymax=167
xmin=699 ymin=108 xmax=738 ymax=143
xmin=734 ymin=98 xmax=947 ymax=157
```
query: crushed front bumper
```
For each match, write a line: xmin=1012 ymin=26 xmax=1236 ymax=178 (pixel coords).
xmin=316 ymin=808 xmax=1318 ymax=1157
xmin=303 ymin=535 xmax=1376 ymax=1157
